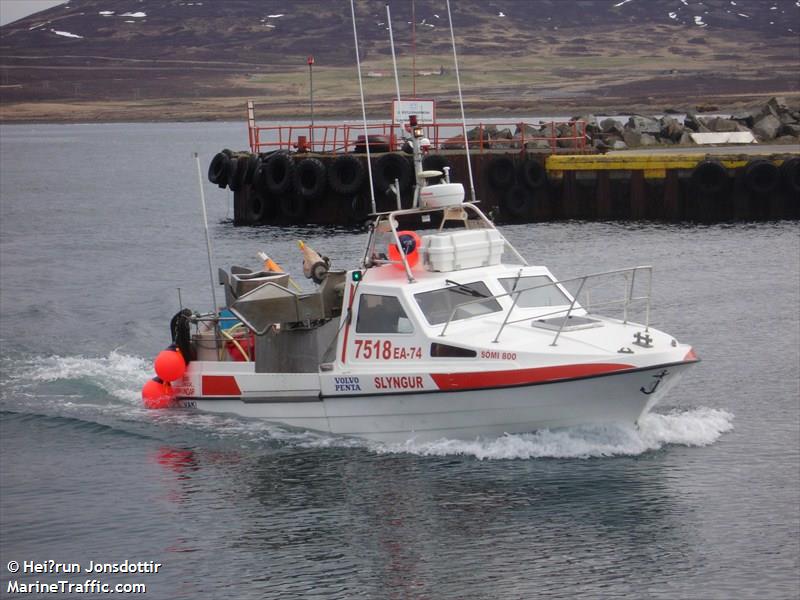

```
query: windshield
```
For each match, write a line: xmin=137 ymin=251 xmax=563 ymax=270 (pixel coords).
xmin=414 ymin=281 xmax=502 ymax=325
xmin=356 ymin=294 xmax=413 ymax=334
xmin=498 ymin=275 xmax=571 ymax=307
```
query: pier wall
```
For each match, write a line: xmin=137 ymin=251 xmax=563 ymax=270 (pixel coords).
xmin=222 ymin=150 xmax=799 ymax=225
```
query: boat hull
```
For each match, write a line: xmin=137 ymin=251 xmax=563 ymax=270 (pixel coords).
xmin=178 ymin=361 xmax=694 ymax=443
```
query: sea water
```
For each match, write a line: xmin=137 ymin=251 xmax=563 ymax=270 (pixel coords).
xmin=0 ymin=123 xmax=798 ymax=599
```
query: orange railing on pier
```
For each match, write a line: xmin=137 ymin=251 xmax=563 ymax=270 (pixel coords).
xmin=247 ymin=120 xmax=588 ymax=155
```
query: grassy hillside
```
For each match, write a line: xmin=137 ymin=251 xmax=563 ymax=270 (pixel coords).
xmin=1 ymin=0 xmax=798 ymax=122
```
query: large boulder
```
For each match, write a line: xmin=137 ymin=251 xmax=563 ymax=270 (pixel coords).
xmin=626 ymin=115 xmax=661 ymax=134
xmin=593 ymin=138 xmax=611 ymax=152
xmin=779 ymin=110 xmax=799 ymax=126
xmin=748 ymin=97 xmax=786 ymax=125
xmin=493 ymin=128 xmax=513 ymax=140
xmin=660 ymin=116 xmax=684 ymax=142
xmin=731 ymin=111 xmax=755 ymax=128
xmin=766 ymin=96 xmax=788 ymax=113
xmin=640 ymin=133 xmax=657 ymax=146
xmin=623 ymin=129 xmax=642 ymax=147
xmin=514 ymin=123 xmax=540 ymax=137
xmin=684 ymin=112 xmax=710 ymax=133
xmin=781 ymin=123 xmax=800 ymax=138
xmin=572 ymin=114 xmax=598 ymax=137
xmin=703 ymin=117 xmax=740 ymax=132
xmin=600 ymin=118 xmax=624 ymax=136
xmin=525 ymin=138 xmax=552 ymax=150
xmin=572 ymin=114 xmax=597 ymax=125
xmin=753 ymin=114 xmax=782 ymax=140
xmin=465 ymin=126 xmax=491 ymax=146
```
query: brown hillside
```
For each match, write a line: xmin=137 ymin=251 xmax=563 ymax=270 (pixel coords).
xmin=1 ymin=0 xmax=798 ymax=122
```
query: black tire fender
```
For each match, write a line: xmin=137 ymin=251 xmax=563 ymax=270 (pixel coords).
xmin=228 ymin=154 xmax=248 ymax=192
xmin=691 ymin=160 xmax=728 ymax=195
xmin=244 ymin=194 xmax=268 ymax=223
xmin=328 ymin=154 xmax=366 ymax=195
xmin=264 ymin=151 xmax=295 ymax=195
xmin=502 ymin=184 xmax=532 ymax=219
xmin=780 ymin=157 xmax=800 ymax=194
xmin=293 ymin=157 xmax=327 ymax=200
xmin=280 ymin=194 xmax=308 ymax=222
xmin=343 ymin=194 xmax=371 ymax=223
xmin=242 ymin=153 xmax=260 ymax=186
xmin=518 ymin=159 xmax=547 ymax=190
xmin=487 ymin=156 xmax=516 ymax=191
xmin=252 ymin=161 xmax=269 ymax=196
xmin=744 ymin=159 xmax=779 ymax=194
xmin=373 ymin=153 xmax=413 ymax=194
xmin=208 ymin=152 xmax=231 ymax=187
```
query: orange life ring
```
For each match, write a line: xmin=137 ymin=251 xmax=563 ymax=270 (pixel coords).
xmin=388 ymin=230 xmax=421 ymax=269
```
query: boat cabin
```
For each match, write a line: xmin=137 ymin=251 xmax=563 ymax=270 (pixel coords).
xmin=201 ymin=201 xmax=588 ymax=377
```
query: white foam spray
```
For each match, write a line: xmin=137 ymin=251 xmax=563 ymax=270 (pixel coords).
xmin=372 ymin=408 xmax=734 ymax=459
xmin=5 ymin=353 xmax=734 ymax=460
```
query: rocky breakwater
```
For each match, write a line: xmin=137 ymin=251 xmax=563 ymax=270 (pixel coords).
xmin=587 ymin=97 xmax=800 ymax=150
xmin=448 ymin=97 xmax=800 ymax=152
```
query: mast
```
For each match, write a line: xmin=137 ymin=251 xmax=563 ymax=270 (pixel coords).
xmin=412 ymin=0 xmax=416 ymax=98
xmin=349 ymin=0 xmax=377 ymax=214
xmin=446 ymin=0 xmax=476 ymax=202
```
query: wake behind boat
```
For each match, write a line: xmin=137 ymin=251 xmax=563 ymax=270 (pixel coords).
xmin=141 ymin=119 xmax=698 ymax=442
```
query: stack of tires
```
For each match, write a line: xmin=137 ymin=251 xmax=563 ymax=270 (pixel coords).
xmin=487 ymin=156 xmax=548 ymax=220
xmin=209 ymin=150 xmax=332 ymax=224
xmin=209 ymin=148 xmax=463 ymax=225
xmin=329 ymin=154 xmax=368 ymax=222
xmin=687 ymin=157 xmax=799 ymax=220
xmin=208 ymin=149 xmax=273 ymax=223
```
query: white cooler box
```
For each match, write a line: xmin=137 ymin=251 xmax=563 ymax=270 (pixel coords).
xmin=422 ymin=229 xmax=505 ymax=272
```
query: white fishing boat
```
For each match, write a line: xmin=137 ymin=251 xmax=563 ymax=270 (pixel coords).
xmin=143 ymin=118 xmax=698 ymax=443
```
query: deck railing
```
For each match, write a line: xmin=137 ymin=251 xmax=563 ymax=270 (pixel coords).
xmin=247 ymin=120 xmax=588 ymax=154
xmin=438 ymin=266 xmax=653 ymax=346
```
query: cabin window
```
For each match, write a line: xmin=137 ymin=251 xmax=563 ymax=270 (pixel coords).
xmin=356 ymin=294 xmax=413 ymax=334
xmin=430 ymin=343 xmax=477 ymax=358
xmin=414 ymin=281 xmax=502 ymax=326
xmin=499 ymin=276 xmax=570 ymax=308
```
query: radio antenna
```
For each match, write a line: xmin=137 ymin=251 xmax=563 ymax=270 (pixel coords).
xmin=350 ymin=0 xmax=377 ymax=214
xmin=446 ymin=0 xmax=476 ymax=202
xmin=193 ymin=152 xmax=219 ymax=315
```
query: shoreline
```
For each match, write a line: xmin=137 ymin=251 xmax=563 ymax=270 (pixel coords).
xmin=3 ymin=92 xmax=799 ymax=126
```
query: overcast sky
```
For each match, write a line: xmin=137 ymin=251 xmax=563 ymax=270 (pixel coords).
xmin=0 ymin=0 xmax=67 ymax=26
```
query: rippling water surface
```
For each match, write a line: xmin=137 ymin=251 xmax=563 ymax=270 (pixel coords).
xmin=1 ymin=123 xmax=798 ymax=599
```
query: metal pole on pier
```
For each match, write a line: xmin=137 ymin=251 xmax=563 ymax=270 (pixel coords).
xmin=307 ymin=55 xmax=315 ymax=151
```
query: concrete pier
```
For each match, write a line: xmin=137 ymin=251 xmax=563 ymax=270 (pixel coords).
xmin=225 ymin=146 xmax=799 ymax=225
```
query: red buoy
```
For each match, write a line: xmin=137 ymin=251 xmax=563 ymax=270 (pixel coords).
xmin=388 ymin=230 xmax=421 ymax=270
xmin=142 ymin=377 xmax=175 ymax=409
xmin=154 ymin=345 xmax=186 ymax=382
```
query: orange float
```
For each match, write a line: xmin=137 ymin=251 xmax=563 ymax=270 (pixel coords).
xmin=141 ymin=377 xmax=175 ymax=409
xmin=154 ymin=345 xmax=186 ymax=382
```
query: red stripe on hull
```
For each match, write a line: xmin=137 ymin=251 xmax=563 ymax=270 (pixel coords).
xmin=202 ymin=375 xmax=242 ymax=396
xmin=430 ymin=363 xmax=634 ymax=391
